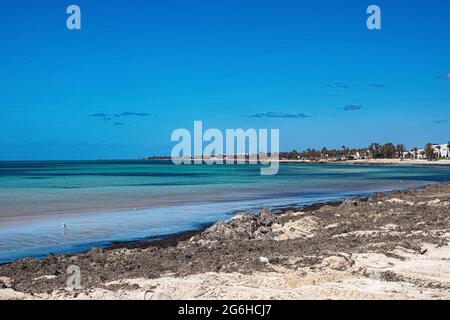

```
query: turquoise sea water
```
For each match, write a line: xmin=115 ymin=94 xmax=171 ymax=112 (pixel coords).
xmin=1 ymin=160 xmax=450 ymax=263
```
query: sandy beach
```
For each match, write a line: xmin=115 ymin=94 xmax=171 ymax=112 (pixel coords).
xmin=1 ymin=183 xmax=450 ymax=300
xmin=279 ymin=159 xmax=450 ymax=166
xmin=341 ymin=159 xmax=450 ymax=166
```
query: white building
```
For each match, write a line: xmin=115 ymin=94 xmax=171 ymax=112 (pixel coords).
xmin=403 ymin=151 xmax=412 ymax=158
xmin=434 ymin=144 xmax=449 ymax=158
xmin=416 ymin=149 xmax=426 ymax=159
xmin=410 ymin=144 xmax=449 ymax=159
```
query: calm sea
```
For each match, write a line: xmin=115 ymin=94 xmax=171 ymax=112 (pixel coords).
xmin=1 ymin=160 xmax=450 ymax=263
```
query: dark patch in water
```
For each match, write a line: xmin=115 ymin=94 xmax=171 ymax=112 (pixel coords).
xmin=27 ymin=176 xmax=51 ymax=180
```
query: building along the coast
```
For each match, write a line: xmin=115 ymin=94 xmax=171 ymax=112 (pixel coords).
xmin=435 ymin=144 xmax=449 ymax=158
xmin=413 ymin=144 xmax=449 ymax=159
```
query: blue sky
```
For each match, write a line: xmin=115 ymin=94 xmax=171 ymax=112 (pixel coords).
xmin=0 ymin=0 xmax=449 ymax=160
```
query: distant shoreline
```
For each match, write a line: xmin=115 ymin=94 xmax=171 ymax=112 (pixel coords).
xmin=1 ymin=158 xmax=449 ymax=166
xmin=146 ymin=157 xmax=450 ymax=166
xmin=277 ymin=158 xmax=450 ymax=166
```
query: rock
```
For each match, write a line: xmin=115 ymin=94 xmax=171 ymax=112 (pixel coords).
xmin=201 ymin=214 xmax=258 ymax=241
xmin=200 ymin=210 xmax=278 ymax=241
xmin=321 ymin=256 xmax=353 ymax=271
xmin=380 ymin=223 xmax=398 ymax=231
xmin=87 ymin=247 xmax=105 ymax=256
xmin=272 ymin=216 xmax=321 ymax=241
xmin=0 ymin=277 xmax=12 ymax=288
xmin=386 ymin=198 xmax=405 ymax=204
xmin=325 ymin=223 xmax=339 ymax=229
xmin=149 ymin=291 xmax=172 ymax=300
xmin=386 ymin=198 xmax=415 ymax=206
xmin=259 ymin=257 xmax=270 ymax=264
xmin=258 ymin=208 xmax=276 ymax=226
xmin=339 ymin=199 xmax=360 ymax=209
xmin=33 ymin=275 xmax=57 ymax=281
xmin=318 ymin=205 xmax=336 ymax=212
xmin=427 ymin=199 xmax=441 ymax=205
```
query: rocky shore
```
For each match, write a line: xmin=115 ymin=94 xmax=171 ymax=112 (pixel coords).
xmin=1 ymin=183 xmax=450 ymax=300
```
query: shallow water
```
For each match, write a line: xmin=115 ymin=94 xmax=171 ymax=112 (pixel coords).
xmin=1 ymin=160 xmax=450 ymax=263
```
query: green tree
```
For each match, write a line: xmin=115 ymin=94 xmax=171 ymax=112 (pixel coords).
xmin=425 ymin=143 xmax=435 ymax=161
xmin=412 ymin=147 xmax=418 ymax=159
xmin=368 ymin=143 xmax=381 ymax=158
xmin=382 ymin=143 xmax=396 ymax=158
xmin=396 ymin=144 xmax=405 ymax=159
xmin=447 ymin=141 xmax=450 ymax=158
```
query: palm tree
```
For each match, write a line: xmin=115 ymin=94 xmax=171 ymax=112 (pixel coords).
xmin=436 ymin=145 xmax=442 ymax=159
xmin=382 ymin=143 xmax=396 ymax=159
xmin=396 ymin=144 xmax=405 ymax=159
xmin=369 ymin=143 xmax=381 ymax=158
xmin=425 ymin=143 xmax=435 ymax=161
xmin=412 ymin=147 xmax=418 ymax=159
xmin=447 ymin=141 xmax=450 ymax=158
xmin=339 ymin=145 xmax=346 ymax=158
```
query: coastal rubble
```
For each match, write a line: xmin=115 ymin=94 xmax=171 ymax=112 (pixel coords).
xmin=1 ymin=183 xmax=450 ymax=300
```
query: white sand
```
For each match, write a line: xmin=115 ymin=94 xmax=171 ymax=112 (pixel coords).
xmin=2 ymin=242 xmax=449 ymax=300
xmin=278 ymin=159 xmax=450 ymax=166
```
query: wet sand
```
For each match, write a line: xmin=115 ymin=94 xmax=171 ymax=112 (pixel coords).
xmin=1 ymin=183 xmax=450 ymax=300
